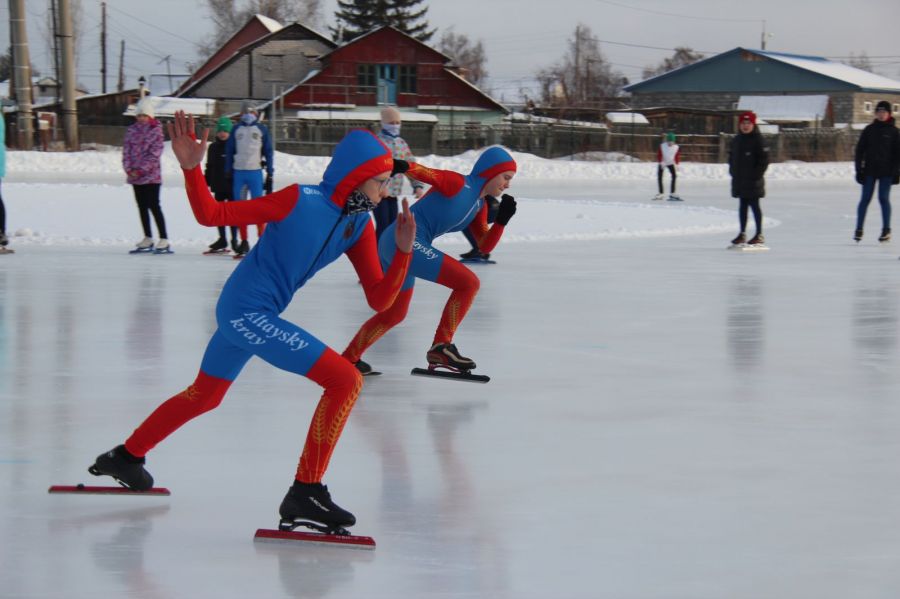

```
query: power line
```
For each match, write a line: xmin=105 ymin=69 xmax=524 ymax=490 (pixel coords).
xmin=104 ymin=4 xmax=199 ymax=46
xmin=592 ymin=0 xmax=762 ymax=23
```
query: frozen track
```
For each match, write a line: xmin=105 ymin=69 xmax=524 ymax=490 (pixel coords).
xmin=3 ymin=180 xmax=900 ymax=598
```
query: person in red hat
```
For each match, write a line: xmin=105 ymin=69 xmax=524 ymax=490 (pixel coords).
xmin=728 ymin=111 xmax=769 ymax=246
xmin=853 ymin=100 xmax=900 ymax=243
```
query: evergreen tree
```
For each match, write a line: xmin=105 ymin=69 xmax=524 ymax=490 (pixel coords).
xmin=332 ymin=0 xmax=434 ymax=42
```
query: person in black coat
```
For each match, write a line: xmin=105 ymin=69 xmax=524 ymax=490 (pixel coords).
xmin=203 ymin=116 xmax=237 ymax=253
xmin=853 ymin=100 xmax=900 ymax=243
xmin=729 ymin=111 xmax=769 ymax=246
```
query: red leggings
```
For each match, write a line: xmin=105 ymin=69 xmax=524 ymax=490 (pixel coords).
xmin=343 ymin=257 xmax=480 ymax=363
xmin=124 ymin=348 xmax=362 ymax=483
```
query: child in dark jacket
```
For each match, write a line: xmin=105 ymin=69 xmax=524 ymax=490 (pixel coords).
xmin=729 ymin=111 xmax=769 ymax=247
xmin=203 ymin=117 xmax=237 ymax=253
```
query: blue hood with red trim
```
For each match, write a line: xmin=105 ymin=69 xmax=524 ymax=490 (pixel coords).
xmin=320 ymin=130 xmax=393 ymax=206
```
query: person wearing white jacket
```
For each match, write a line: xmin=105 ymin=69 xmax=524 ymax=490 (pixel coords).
xmin=655 ymin=132 xmax=681 ymax=201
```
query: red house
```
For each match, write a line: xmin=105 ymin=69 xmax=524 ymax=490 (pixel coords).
xmin=283 ymin=26 xmax=508 ymax=125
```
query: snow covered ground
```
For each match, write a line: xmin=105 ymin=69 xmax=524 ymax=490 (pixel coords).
xmin=3 ymin=148 xmax=900 ymax=599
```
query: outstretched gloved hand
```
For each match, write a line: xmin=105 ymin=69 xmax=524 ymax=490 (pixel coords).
xmin=495 ymin=194 xmax=517 ymax=226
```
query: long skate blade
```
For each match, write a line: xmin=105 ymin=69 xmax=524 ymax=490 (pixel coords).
xmin=254 ymin=528 xmax=375 ymax=549
xmin=411 ymin=367 xmax=490 ymax=383
xmin=459 ymin=258 xmax=497 ymax=265
xmin=728 ymin=244 xmax=769 ymax=252
xmin=48 ymin=484 xmax=171 ymax=496
xmin=362 ymin=371 xmax=382 ymax=377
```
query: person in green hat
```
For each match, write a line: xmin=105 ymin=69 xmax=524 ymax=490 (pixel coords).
xmin=203 ymin=116 xmax=238 ymax=254
xmin=654 ymin=131 xmax=682 ymax=201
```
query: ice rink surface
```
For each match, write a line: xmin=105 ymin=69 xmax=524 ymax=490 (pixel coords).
xmin=4 ymin=179 xmax=900 ymax=598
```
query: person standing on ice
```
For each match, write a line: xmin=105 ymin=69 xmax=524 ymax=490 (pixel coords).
xmin=654 ymin=132 xmax=681 ymax=201
xmin=373 ymin=106 xmax=426 ymax=240
xmin=341 ymin=147 xmax=518 ymax=375
xmin=0 ymin=112 xmax=10 ymax=254
xmin=123 ymin=98 xmax=169 ymax=253
xmin=853 ymin=100 xmax=900 ymax=243
xmin=728 ymin=111 xmax=769 ymax=246
xmin=225 ymin=101 xmax=273 ymax=257
xmin=203 ymin=116 xmax=238 ymax=253
xmin=89 ymin=111 xmax=416 ymax=532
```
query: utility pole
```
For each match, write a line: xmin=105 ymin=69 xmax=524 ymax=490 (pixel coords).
xmin=50 ymin=0 xmax=61 ymax=104
xmin=100 ymin=2 xmax=107 ymax=93
xmin=9 ymin=0 xmax=34 ymax=149
xmin=58 ymin=0 xmax=79 ymax=149
xmin=117 ymin=39 xmax=124 ymax=92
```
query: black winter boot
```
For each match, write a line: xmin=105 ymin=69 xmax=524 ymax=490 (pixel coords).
xmin=279 ymin=482 xmax=356 ymax=529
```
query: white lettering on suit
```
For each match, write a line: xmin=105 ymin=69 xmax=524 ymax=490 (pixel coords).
xmin=230 ymin=312 xmax=310 ymax=351
xmin=413 ymin=240 xmax=439 ymax=260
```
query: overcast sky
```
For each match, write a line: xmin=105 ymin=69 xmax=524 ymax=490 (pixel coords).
xmin=3 ymin=0 xmax=899 ymax=101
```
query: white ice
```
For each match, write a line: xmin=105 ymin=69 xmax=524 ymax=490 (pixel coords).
xmin=2 ymin=152 xmax=900 ymax=598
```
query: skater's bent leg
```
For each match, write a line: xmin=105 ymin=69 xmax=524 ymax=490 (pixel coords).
xmin=433 ymin=258 xmax=480 ymax=345
xmin=342 ymin=289 xmax=413 ymax=363
xmin=124 ymin=371 xmax=233 ymax=457
xmin=657 ymin=166 xmax=664 ymax=195
xmin=668 ymin=165 xmax=677 ymax=194
xmin=124 ymin=330 xmax=250 ymax=456
xmin=295 ymin=349 xmax=364 ymax=483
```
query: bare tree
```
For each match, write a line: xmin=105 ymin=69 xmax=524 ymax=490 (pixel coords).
xmin=196 ymin=0 xmax=323 ymax=65
xmin=535 ymin=23 xmax=624 ymax=107
xmin=438 ymin=28 xmax=487 ymax=86
xmin=845 ymin=51 xmax=874 ymax=73
xmin=641 ymin=47 xmax=704 ymax=80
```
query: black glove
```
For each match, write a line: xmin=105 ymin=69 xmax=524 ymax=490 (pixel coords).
xmin=893 ymin=174 xmax=900 ymax=186
xmin=495 ymin=194 xmax=517 ymax=226
xmin=856 ymin=172 xmax=865 ymax=185
xmin=265 ymin=173 xmax=273 ymax=194
xmin=391 ymin=159 xmax=409 ymax=176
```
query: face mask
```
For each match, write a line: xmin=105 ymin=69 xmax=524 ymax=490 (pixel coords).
xmin=241 ymin=113 xmax=257 ymax=125
xmin=344 ymin=189 xmax=377 ymax=215
xmin=382 ymin=123 xmax=401 ymax=137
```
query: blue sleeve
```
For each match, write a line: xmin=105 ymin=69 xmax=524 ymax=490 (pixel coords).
xmin=261 ymin=124 xmax=274 ymax=175
xmin=224 ymin=128 xmax=235 ymax=174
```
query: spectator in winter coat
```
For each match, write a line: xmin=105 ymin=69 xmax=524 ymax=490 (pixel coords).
xmin=853 ymin=100 xmax=900 ymax=243
xmin=655 ymin=132 xmax=681 ymax=201
xmin=728 ymin=111 xmax=769 ymax=246
xmin=225 ymin=101 xmax=273 ymax=256
xmin=123 ymin=98 xmax=169 ymax=253
xmin=373 ymin=106 xmax=425 ymax=240
xmin=0 ymin=113 xmax=10 ymax=253
xmin=204 ymin=116 xmax=238 ymax=253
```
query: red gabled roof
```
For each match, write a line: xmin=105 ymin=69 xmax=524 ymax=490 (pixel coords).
xmin=174 ymin=14 xmax=283 ymax=97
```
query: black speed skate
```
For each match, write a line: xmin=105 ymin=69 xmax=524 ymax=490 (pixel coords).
xmin=279 ymin=482 xmax=356 ymax=534
xmin=427 ymin=342 xmax=476 ymax=371
xmin=205 ymin=237 xmax=229 ymax=254
xmin=879 ymin=228 xmax=891 ymax=243
xmin=88 ymin=445 xmax=154 ymax=491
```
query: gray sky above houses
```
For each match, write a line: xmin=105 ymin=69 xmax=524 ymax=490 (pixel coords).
xmin=3 ymin=0 xmax=899 ymax=101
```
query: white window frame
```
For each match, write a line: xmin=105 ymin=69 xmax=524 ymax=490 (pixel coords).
xmin=863 ymin=101 xmax=873 ymax=113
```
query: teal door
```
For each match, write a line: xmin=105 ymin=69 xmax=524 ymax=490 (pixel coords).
xmin=377 ymin=65 xmax=397 ymax=104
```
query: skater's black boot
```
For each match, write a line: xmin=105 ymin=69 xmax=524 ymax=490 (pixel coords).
xmin=235 ymin=239 xmax=250 ymax=256
xmin=0 ymin=231 xmax=8 ymax=246
xmin=208 ymin=237 xmax=228 ymax=252
xmin=879 ymin=228 xmax=891 ymax=243
xmin=88 ymin=445 xmax=154 ymax=491
xmin=427 ymin=342 xmax=476 ymax=371
xmin=854 ymin=228 xmax=863 ymax=242
xmin=353 ymin=359 xmax=373 ymax=375
xmin=279 ymin=481 xmax=356 ymax=532
xmin=459 ymin=248 xmax=481 ymax=260
xmin=731 ymin=232 xmax=746 ymax=245
xmin=747 ymin=233 xmax=765 ymax=245
xmin=230 ymin=238 xmax=240 ymax=253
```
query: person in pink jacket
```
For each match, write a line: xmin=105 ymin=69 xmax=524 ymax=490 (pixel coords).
xmin=123 ymin=98 xmax=169 ymax=253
